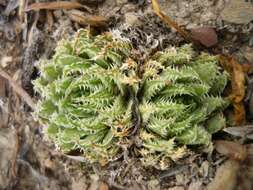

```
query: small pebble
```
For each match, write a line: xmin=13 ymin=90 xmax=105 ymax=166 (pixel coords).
xmin=1 ymin=56 xmax=12 ymax=68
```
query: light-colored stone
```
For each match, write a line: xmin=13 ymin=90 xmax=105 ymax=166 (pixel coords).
xmin=1 ymin=56 xmax=12 ymax=68
xmin=221 ymin=0 xmax=253 ymax=24
xmin=124 ymin=12 xmax=141 ymax=26
xmin=199 ymin=161 xmax=209 ymax=178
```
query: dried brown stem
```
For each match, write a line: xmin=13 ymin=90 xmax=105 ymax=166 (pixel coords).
xmin=151 ymin=0 xmax=192 ymax=42
xmin=0 ymin=68 xmax=35 ymax=110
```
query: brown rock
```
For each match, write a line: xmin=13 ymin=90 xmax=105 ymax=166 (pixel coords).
xmin=191 ymin=27 xmax=218 ymax=47
xmin=124 ymin=12 xmax=141 ymax=26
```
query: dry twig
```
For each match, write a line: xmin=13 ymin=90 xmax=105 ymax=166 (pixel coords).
xmin=0 ymin=68 xmax=35 ymax=110
xmin=151 ymin=0 xmax=192 ymax=42
xmin=67 ymin=9 xmax=107 ymax=27
xmin=26 ymin=1 xmax=92 ymax=13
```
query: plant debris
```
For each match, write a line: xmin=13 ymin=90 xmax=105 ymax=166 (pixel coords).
xmin=26 ymin=1 xmax=92 ymax=13
xmin=0 ymin=68 xmax=35 ymax=109
xmin=151 ymin=0 xmax=192 ymax=43
xmin=219 ymin=56 xmax=246 ymax=124
xmin=66 ymin=9 xmax=107 ymax=27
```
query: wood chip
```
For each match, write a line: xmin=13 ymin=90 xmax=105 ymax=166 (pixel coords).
xmin=46 ymin=10 xmax=54 ymax=32
xmin=67 ymin=9 xmax=107 ymax=27
xmin=0 ymin=68 xmax=35 ymax=110
xmin=26 ymin=1 xmax=92 ymax=13
xmin=0 ymin=76 xmax=7 ymax=98
xmin=0 ymin=76 xmax=8 ymax=128
xmin=151 ymin=0 xmax=192 ymax=42
xmin=18 ymin=0 xmax=26 ymax=23
xmin=66 ymin=155 xmax=86 ymax=162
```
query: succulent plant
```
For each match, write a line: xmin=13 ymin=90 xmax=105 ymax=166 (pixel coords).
xmin=138 ymin=45 xmax=229 ymax=168
xmin=33 ymin=30 xmax=137 ymax=164
xmin=33 ymin=29 xmax=229 ymax=167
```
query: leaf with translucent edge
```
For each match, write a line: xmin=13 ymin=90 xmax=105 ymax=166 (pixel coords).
xmin=206 ymin=113 xmax=226 ymax=134
xmin=155 ymin=44 xmax=194 ymax=65
xmin=209 ymin=71 xmax=229 ymax=95
xmin=177 ymin=125 xmax=211 ymax=145
xmin=160 ymin=83 xmax=210 ymax=98
xmin=139 ymin=44 xmax=229 ymax=166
